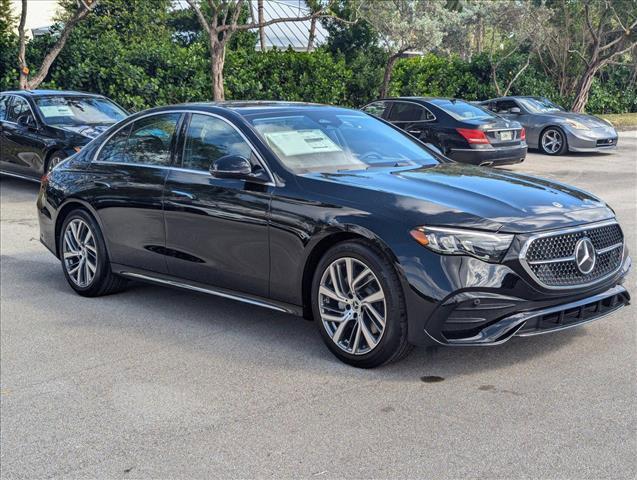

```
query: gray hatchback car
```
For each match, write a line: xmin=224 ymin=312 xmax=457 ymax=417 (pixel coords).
xmin=480 ymin=96 xmax=618 ymax=155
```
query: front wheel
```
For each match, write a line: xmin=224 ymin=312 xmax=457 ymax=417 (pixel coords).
xmin=59 ymin=209 xmax=127 ymax=297
xmin=540 ymin=127 xmax=568 ymax=155
xmin=46 ymin=151 xmax=67 ymax=173
xmin=311 ymin=240 xmax=412 ymax=368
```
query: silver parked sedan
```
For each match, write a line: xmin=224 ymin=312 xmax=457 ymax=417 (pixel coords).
xmin=480 ymin=96 xmax=618 ymax=155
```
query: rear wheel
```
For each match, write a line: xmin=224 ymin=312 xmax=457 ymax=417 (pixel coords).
xmin=312 ymin=240 xmax=412 ymax=368
xmin=540 ymin=127 xmax=568 ymax=155
xmin=59 ymin=209 xmax=127 ymax=297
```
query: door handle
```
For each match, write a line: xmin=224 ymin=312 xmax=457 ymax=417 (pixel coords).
xmin=170 ymin=190 xmax=196 ymax=201
xmin=94 ymin=181 xmax=111 ymax=188
xmin=408 ymin=129 xmax=424 ymax=135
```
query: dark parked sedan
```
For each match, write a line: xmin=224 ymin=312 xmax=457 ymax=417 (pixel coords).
xmin=37 ymin=102 xmax=630 ymax=368
xmin=0 ymin=89 xmax=128 ymax=181
xmin=480 ymin=96 xmax=618 ymax=155
xmin=362 ymin=97 xmax=527 ymax=166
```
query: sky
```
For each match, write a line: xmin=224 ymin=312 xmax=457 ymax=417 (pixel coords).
xmin=10 ymin=0 xmax=60 ymax=36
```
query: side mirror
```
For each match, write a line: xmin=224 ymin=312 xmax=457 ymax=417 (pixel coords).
xmin=509 ymin=107 xmax=521 ymax=114
xmin=210 ymin=154 xmax=269 ymax=183
xmin=17 ymin=113 xmax=36 ymax=128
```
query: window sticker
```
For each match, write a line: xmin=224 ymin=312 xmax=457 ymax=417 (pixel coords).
xmin=39 ymin=105 xmax=74 ymax=117
xmin=263 ymin=129 xmax=343 ymax=156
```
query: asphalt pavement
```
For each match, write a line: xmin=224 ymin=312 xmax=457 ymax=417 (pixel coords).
xmin=1 ymin=132 xmax=635 ymax=479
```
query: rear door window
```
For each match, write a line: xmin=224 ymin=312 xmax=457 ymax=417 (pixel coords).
xmin=0 ymin=96 xmax=9 ymax=121
xmin=387 ymin=102 xmax=431 ymax=122
xmin=97 ymin=113 xmax=181 ymax=166
xmin=495 ymin=100 xmax=520 ymax=113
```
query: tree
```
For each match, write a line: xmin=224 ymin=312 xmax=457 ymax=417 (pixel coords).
xmin=570 ymin=0 xmax=637 ymax=112
xmin=185 ymin=0 xmax=343 ymax=101
xmin=0 ymin=0 xmax=18 ymax=89
xmin=357 ymin=0 xmax=454 ymax=98
xmin=476 ymin=0 xmax=551 ymax=97
xmin=17 ymin=0 xmax=98 ymax=89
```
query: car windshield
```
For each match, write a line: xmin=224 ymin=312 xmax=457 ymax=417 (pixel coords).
xmin=34 ymin=96 xmax=127 ymax=126
xmin=517 ymin=97 xmax=564 ymax=113
xmin=429 ymin=99 xmax=495 ymax=121
xmin=246 ymin=110 xmax=439 ymax=174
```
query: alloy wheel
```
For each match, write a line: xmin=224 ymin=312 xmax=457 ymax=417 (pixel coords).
xmin=62 ymin=218 xmax=98 ymax=287
xmin=542 ymin=129 xmax=563 ymax=154
xmin=47 ymin=155 xmax=64 ymax=173
xmin=318 ymin=257 xmax=386 ymax=355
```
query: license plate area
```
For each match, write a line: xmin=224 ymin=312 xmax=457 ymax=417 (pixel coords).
xmin=499 ymin=130 xmax=513 ymax=141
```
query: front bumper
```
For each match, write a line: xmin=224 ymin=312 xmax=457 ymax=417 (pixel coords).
xmin=448 ymin=144 xmax=527 ymax=166
xmin=565 ymin=126 xmax=618 ymax=152
xmin=425 ymin=284 xmax=630 ymax=346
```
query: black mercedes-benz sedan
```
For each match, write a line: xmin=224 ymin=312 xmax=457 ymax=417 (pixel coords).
xmin=0 ymin=89 xmax=128 ymax=181
xmin=362 ymin=97 xmax=527 ymax=166
xmin=37 ymin=102 xmax=631 ymax=368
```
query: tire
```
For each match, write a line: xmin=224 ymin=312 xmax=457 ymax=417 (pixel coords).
xmin=311 ymin=240 xmax=413 ymax=368
xmin=46 ymin=150 xmax=67 ymax=173
xmin=59 ymin=209 xmax=127 ymax=297
xmin=539 ymin=127 xmax=568 ymax=155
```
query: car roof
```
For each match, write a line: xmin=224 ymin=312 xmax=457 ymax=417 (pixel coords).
xmin=1 ymin=89 xmax=105 ymax=98
xmin=375 ymin=96 xmax=469 ymax=104
xmin=140 ymin=101 xmax=359 ymax=117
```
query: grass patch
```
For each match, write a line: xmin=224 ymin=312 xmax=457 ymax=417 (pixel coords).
xmin=595 ymin=112 xmax=637 ymax=130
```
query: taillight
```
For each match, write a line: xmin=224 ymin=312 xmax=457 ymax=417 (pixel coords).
xmin=456 ymin=128 xmax=490 ymax=144
xmin=520 ymin=127 xmax=526 ymax=141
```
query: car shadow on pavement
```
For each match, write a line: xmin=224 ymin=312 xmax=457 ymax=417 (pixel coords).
xmin=3 ymin=250 xmax=586 ymax=384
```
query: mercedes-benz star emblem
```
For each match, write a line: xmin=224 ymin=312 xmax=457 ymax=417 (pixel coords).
xmin=574 ymin=237 xmax=596 ymax=275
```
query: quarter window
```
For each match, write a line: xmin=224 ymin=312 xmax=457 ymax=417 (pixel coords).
xmin=97 ymin=113 xmax=181 ymax=166
xmin=181 ymin=113 xmax=252 ymax=172
xmin=6 ymin=96 xmax=31 ymax=123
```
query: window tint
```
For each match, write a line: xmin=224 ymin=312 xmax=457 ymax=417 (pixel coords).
xmin=99 ymin=124 xmax=131 ymax=163
xmin=362 ymin=102 xmax=389 ymax=118
xmin=0 ymin=96 xmax=8 ymax=121
xmin=495 ymin=100 xmax=519 ymax=113
xmin=388 ymin=102 xmax=428 ymax=122
xmin=182 ymin=113 xmax=252 ymax=171
xmin=6 ymin=96 xmax=31 ymax=123
xmin=97 ymin=113 xmax=180 ymax=166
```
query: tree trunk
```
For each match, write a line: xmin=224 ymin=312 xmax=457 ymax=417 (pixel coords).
xmin=380 ymin=53 xmax=400 ymax=98
xmin=307 ymin=16 xmax=316 ymax=52
xmin=17 ymin=0 xmax=28 ymax=89
xmin=257 ymin=0 xmax=266 ymax=51
xmin=210 ymin=38 xmax=226 ymax=101
xmin=571 ymin=64 xmax=598 ymax=112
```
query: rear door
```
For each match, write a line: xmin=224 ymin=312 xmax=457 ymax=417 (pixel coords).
xmin=386 ymin=101 xmax=438 ymax=145
xmin=0 ymin=95 xmax=10 ymax=170
xmin=163 ymin=112 xmax=272 ymax=297
xmin=89 ymin=112 xmax=182 ymax=273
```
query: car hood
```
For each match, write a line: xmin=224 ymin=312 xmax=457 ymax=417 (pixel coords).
xmin=541 ymin=111 xmax=612 ymax=128
xmin=304 ymin=164 xmax=614 ymax=233
xmin=52 ymin=124 xmax=112 ymax=139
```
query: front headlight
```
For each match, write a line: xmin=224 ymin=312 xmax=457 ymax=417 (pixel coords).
xmin=410 ymin=226 xmax=514 ymax=262
xmin=564 ymin=119 xmax=590 ymax=130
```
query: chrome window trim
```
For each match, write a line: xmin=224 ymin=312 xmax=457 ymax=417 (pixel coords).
xmin=92 ymin=109 xmax=276 ymax=186
xmin=519 ymin=219 xmax=625 ymax=290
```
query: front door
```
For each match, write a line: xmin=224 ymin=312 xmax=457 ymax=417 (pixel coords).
xmin=0 ymin=96 xmax=46 ymax=176
xmin=163 ymin=112 xmax=271 ymax=297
